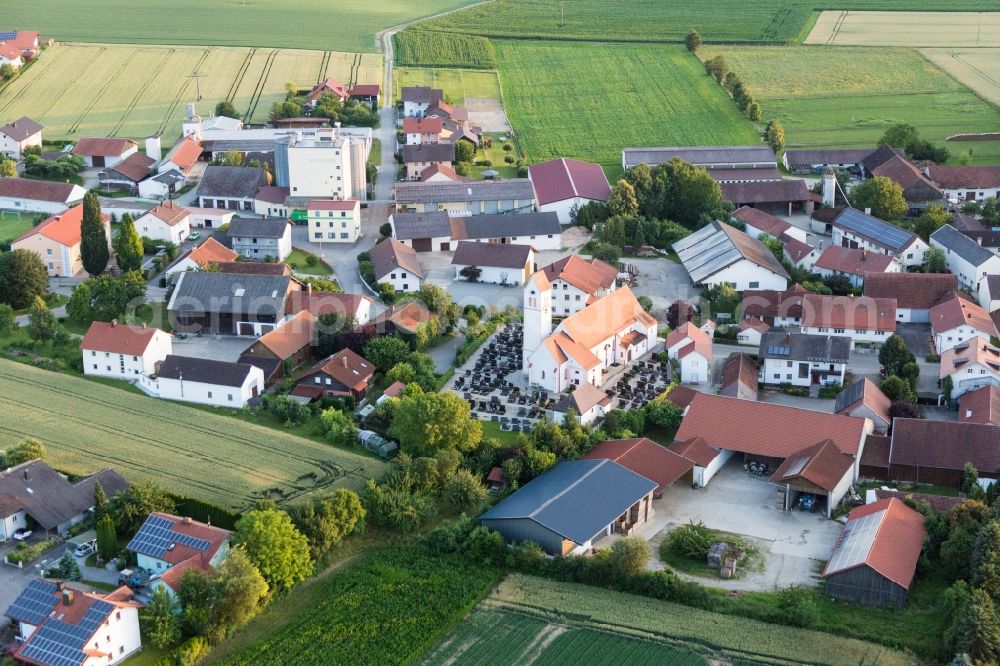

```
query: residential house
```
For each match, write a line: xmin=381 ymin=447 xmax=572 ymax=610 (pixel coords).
xmin=979 ymin=275 xmax=1000 ymax=313
xmin=834 ymin=378 xmax=892 ymax=433
xmin=769 ymin=439 xmax=855 ymax=517
xmin=11 ymin=205 xmax=111 ymax=276
xmin=286 ymin=289 xmax=373 ymax=326
xmin=864 ymin=272 xmax=958 ymax=323
xmin=622 ymin=145 xmax=776 ymax=172
xmin=390 ymin=211 xmax=453 ymax=251
xmin=930 ymin=292 xmax=997 ymax=353
xmin=196 ymin=165 xmax=266 ymax=211
xmin=830 ymin=208 xmax=927 ymax=268
xmin=732 ymin=206 xmax=807 ymax=243
xmin=126 ymin=512 xmax=231 ymax=597
xmin=4 ymin=580 xmax=143 ymax=665
xmin=887 ymin=419 xmax=1000 ymax=487
xmin=228 ymin=218 xmax=292 ymax=261
xmin=799 ymin=294 xmax=896 ymax=348
xmin=931 ymin=224 xmax=1000 ymax=291
xmin=0 ymin=116 xmax=42 ymax=159
xmin=782 ymin=236 xmax=822 ymax=271
xmin=347 ymin=83 xmax=381 ymax=107
xmin=253 ymin=185 xmax=291 ymax=218
xmin=718 ymin=179 xmax=817 ymax=216
xmin=98 ymin=152 xmax=156 ymax=194
xmin=137 ymin=170 xmax=186 ymax=200
xmin=135 ymin=200 xmax=191 ymax=244
xmin=699 ymin=320 xmax=716 ymax=339
xmin=741 ymin=285 xmax=807 ymax=326
xmin=549 ymin=383 xmax=612 ymax=426
xmin=758 ymin=330 xmax=850 ymax=388
xmin=0 ymin=459 xmax=127 ymax=540
xmin=452 ymin=241 xmax=535 ymax=286
xmin=665 ymin=322 xmax=713 ymax=384
xmin=870 ymin=154 xmax=942 ymax=208
xmin=672 ymin=220 xmax=789 ymax=291
xmin=166 ymin=237 xmax=239 ymax=276
xmin=0 ymin=177 xmax=86 ymax=213
xmin=939 ymin=338 xmax=1000 ymax=399
xmin=823 ymin=498 xmax=926 ymax=607
xmin=401 ymin=86 xmax=444 ymax=118
xmin=290 ymin=348 xmax=375 ymax=402
xmin=240 ymin=309 xmax=315 ymax=385
xmin=959 ymin=385 xmax=1000 ymax=425
xmin=525 ymin=287 xmax=658 ymax=393
xmin=0 ymin=31 xmax=41 ymax=70
xmin=80 ymin=321 xmax=172 ymax=380
xmin=529 ymin=158 xmax=611 ymax=224
xmin=370 ymin=237 xmax=424 ymax=293
xmin=167 ymin=272 xmax=302 ymax=336
xmin=451 ymin=212 xmax=563 ymax=251
xmin=533 ymin=255 xmax=618 ymax=320
xmin=927 ymin=165 xmax=1000 ymax=204
xmin=307 ymin=199 xmax=360 ymax=244
xmin=403 ymin=116 xmax=442 ymax=145
xmin=141 ymin=355 xmax=264 ymax=407
xmin=371 ymin=301 xmax=434 ymax=337
xmin=71 ymin=137 xmax=138 ymax=168
xmin=403 ymin=142 xmax=455 ymax=180
xmin=583 ymin=438 xmax=697 ymax=497
xmin=480 ymin=459 xmax=657 ymax=555
xmin=813 ymin=246 xmax=902 ymax=288
xmin=305 ymin=78 xmax=349 ymax=106
xmin=419 ymin=163 xmax=462 ymax=183
xmin=736 ymin=317 xmax=769 ymax=347
xmin=157 ymin=135 xmax=203 ymax=176
xmin=394 ymin=179 xmax=536 ymax=216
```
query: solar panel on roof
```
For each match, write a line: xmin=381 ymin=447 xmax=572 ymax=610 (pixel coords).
xmin=6 ymin=579 xmax=58 ymax=625
xmin=766 ymin=345 xmax=789 ymax=356
xmin=827 ymin=509 xmax=883 ymax=574
xmin=0 ymin=32 xmax=18 ymax=40
xmin=126 ymin=515 xmax=213 ymax=557
xmin=783 ymin=456 xmax=810 ymax=478
xmin=835 ymin=209 xmax=912 ymax=251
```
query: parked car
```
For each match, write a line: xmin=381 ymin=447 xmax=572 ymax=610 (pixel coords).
xmin=73 ymin=540 xmax=97 ymax=557
xmin=189 ymin=231 xmax=201 ymax=241
xmin=12 ymin=528 xmax=32 ymax=541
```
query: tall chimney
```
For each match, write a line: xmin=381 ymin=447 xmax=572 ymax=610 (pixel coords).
xmin=822 ymin=167 xmax=836 ymax=208
xmin=62 ymin=589 xmax=74 ymax=606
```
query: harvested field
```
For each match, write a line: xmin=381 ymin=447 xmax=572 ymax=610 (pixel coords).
xmin=0 ymin=360 xmax=386 ymax=511
xmin=922 ymin=48 xmax=1000 ymax=106
xmin=806 ymin=11 xmax=1000 ymax=47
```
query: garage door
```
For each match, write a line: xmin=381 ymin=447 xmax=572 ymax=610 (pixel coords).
xmin=412 ymin=238 xmax=432 ymax=252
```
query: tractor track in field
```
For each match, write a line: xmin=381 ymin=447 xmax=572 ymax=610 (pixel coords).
xmin=106 ymin=47 xmax=175 ymax=137
xmin=155 ymin=46 xmax=212 ymax=136
xmin=244 ymin=48 xmax=278 ymax=122
xmin=0 ymin=45 xmax=70 ymax=113
xmin=67 ymin=47 xmax=141 ymax=134
xmin=317 ymin=50 xmax=331 ymax=83
xmin=226 ymin=47 xmax=256 ymax=102
xmin=32 ymin=46 xmax=106 ymax=125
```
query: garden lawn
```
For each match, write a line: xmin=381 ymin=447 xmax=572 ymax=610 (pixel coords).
xmin=701 ymin=45 xmax=1000 ymax=164
xmin=0 ymin=212 xmax=39 ymax=243
xmin=286 ymin=249 xmax=333 ymax=276
xmin=479 ymin=419 xmax=519 ymax=445
xmin=493 ymin=41 xmax=760 ymax=169
xmin=396 ymin=67 xmax=501 ymax=106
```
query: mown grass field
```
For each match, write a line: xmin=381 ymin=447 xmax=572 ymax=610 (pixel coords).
xmin=701 ymin=45 xmax=1000 ymax=164
xmin=807 ymin=10 xmax=1000 ymax=47
xmin=0 ymin=360 xmax=386 ymax=511
xmin=417 ymin=0 xmax=1000 ymax=45
xmin=494 ymin=41 xmax=760 ymax=169
xmin=923 ymin=48 xmax=1000 ymax=106
xmin=0 ymin=44 xmax=382 ymax=139
xmin=3 ymin=0 xmax=480 ymax=52
xmin=0 ymin=211 xmax=43 ymax=244
xmin=479 ymin=575 xmax=914 ymax=666
xmin=396 ymin=67 xmax=501 ymax=106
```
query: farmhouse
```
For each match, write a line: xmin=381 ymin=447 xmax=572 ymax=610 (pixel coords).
xmin=870 ymin=154 xmax=942 ymax=208
xmin=451 ymin=212 xmax=562 ymax=250
xmin=665 ymin=322 xmax=713 ymax=385
xmin=5 ymin=579 xmax=143 ymax=666
xmin=583 ymin=438 xmax=696 ymax=496
xmin=136 ymin=200 xmax=191 ymax=244
xmin=370 ymin=237 xmax=424 ymax=293
xmin=930 ymin=292 xmax=997 ymax=354
xmin=736 ymin=317 xmax=769 ymax=347
xmin=480 ymin=459 xmax=657 ymax=555
xmin=525 ymin=287 xmax=658 ymax=393
xmin=758 ymin=330 xmax=850 ymax=388
xmin=240 ymin=309 xmax=315 ymax=384
xmin=127 ymin=512 xmax=231 ymax=597
xmin=71 ymin=137 xmax=138 ymax=168
xmin=11 ymin=205 xmax=111 ymax=276
xmin=166 ymin=237 xmax=238 ymax=276
xmin=196 ymin=165 xmax=267 ymax=211
xmin=81 ymin=321 xmax=172 ymax=380
xmin=835 ymin=378 xmax=892 ymax=433
xmin=549 ymin=382 xmax=612 ymax=426
xmin=142 ymin=355 xmax=264 ymax=408
xmin=799 ymin=294 xmax=896 ymax=348
xmin=228 ymin=218 xmax=292 ymax=261
xmin=740 ymin=285 xmax=806 ymax=326
xmin=732 ymin=206 xmax=807 ymax=243
xmin=401 ymin=86 xmax=444 ymax=118
xmin=927 ymin=165 xmax=1000 ymax=203
xmin=452 ymin=241 xmax=535 ymax=286
xmin=823 ymin=498 xmax=925 ymax=608
xmin=718 ymin=179 xmax=816 ymax=216
xmin=782 ymin=148 xmax=876 ymax=174
xmin=167 ymin=272 xmax=301 ymax=336
xmin=959 ymin=385 xmax=1000 ymax=426
xmin=403 ymin=116 xmax=443 ymax=145
xmin=307 ymin=198 xmax=361 ymax=244
xmin=0 ymin=116 xmax=43 ymax=159
xmin=672 ymin=220 xmax=789 ymax=291
xmin=394 ymin=179 xmax=536 ymax=215
xmin=291 ymin=348 xmax=375 ymax=402
xmin=403 ymin=142 xmax=455 ymax=180
xmin=769 ymin=439 xmax=855 ymax=517
xmin=622 ymin=145 xmax=776 ymax=172
xmin=98 ymin=152 xmax=156 ymax=194
xmin=0 ymin=177 xmax=86 ymax=213
xmin=939 ymin=338 xmax=1000 ymax=399
xmin=528 ymin=158 xmax=611 ymax=224
xmin=930 ymin=224 xmax=1000 ymax=291
xmin=533 ymin=255 xmax=618 ymax=319
xmin=0 ymin=459 xmax=127 ymax=541
xmin=863 ymin=272 xmax=957 ymax=323
xmin=829 ymin=208 xmax=927 ymax=268
xmin=813 ymin=246 xmax=902 ymax=287
xmin=861 ymin=145 xmax=907 ymax=175
xmin=887 ymin=419 xmax=1000 ymax=487
xmin=721 ymin=352 xmax=758 ymax=400
xmin=305 ymin=78 xmax=349 ymax=106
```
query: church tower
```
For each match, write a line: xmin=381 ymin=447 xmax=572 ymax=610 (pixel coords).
xmin=522 ymin=270 xmax=553 ymax=373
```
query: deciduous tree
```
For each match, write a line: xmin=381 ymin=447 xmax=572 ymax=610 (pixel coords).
xmin=289 ymin=489 xmax=365 ymax=560
xmin=0 ymin=158 xmax=15 ymax=177
xmin=207 ymin=547 xmax=268 ymax=641
xmin=704 ymin=55 xmax=727 ymax=83
xmin=214 ymin=100 xmax=240 ymax=119
xmin=880 ymin=375 xmax=914 ymax=403
xmin=80 ymin=192 xmax=109 ymax=276
xmin=232 ymin=508 xmax=312 ymax=592
xmin=27 ymin=296 xmax=56 ymax=341
xmin=110 ymin=481 xmax=175 ymax=535
xmin=765 ymin=120 xmax=785 ymax=153
xmin=850 ymin=176 xmax=907 ymax=221
xmin=454 ymin=140 xmax=475 ymax=163
xmin=608 ymin=537 xmax=651 ymax=576
xmin=608 ymin=179 xmax=639 ymax=218
xmin=911 ymin=203 xmax=951 ymax=242
xmin=363 ymin=335 xmax=411 ymax=371
xmin=390 ymin=390 xmax=482 ymax=456
xmin=142 ymin=586 xmax=180 ymax=649
xmin=878 ymin=333 xmax=914 ymax=377
xmin=685 ymin=30 xmax=702 ymax=52
xmin=2 ymin=438 xmax=44 ymax=467
xmin=923 ymin=246 xmax=947 ymax=274
xmin=0 ymin=248 xmax=48 ymax=309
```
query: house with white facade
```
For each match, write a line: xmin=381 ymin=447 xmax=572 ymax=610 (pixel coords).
xmin=665 ymin=322 xmax=713 ymax=384
xmin=864 ymin=272 xmax=958 ymax=323
xmin=525 ymin=286 xmax=658 ymax=393
xmin=307 ymin=198 xmax=360 ymax=244
xmin=830 ymin=208 xmax=927 ymax=268
xmin=799 ymin=293 xmax=896 ymax=348
xmin=370 ymin=237 xmax=424 ymax=293
xmin=931 ymin=224 xmax=1000 ymax=292
xmin=758 ymin=330 xmax=850 ymax=388
xmin=736 ymin=317 xmax=769 ymax=346
xmin=80 ymin=321 xmax=172 ymax=380
xmin=394 ymin=179 xmax=537 ymax=216
xmin=940 ymin=338 xmax=1000 ymax=399
xmin=403 ymin=142 xmax=455 ymax=180
xmin=782 ymin=236 xmax=822 ymax=271
xmin=403 ymin=116 xmax=442 ymax=145
xmin=732 ymin=206 xmax=807 ymax=243
xmin=0 ymin=177 xmax=86 ymax=214
xmin=927 ymin=166 xmax=1000 ymax=204
xmin=135 ymin=200 xmax=191 ymax=244
xmin=0 ymin=116 xmax=42 ymax=159
xmin=228 ymin=218 xmax=292 ymax=261
xmin=126 ymin=512 xmax=231 ymax=597
xmin=672 ymin=220 xmax=789 ymax=292
xmin=813 ymin=246 xmax=902 ymax=288
xmin=930 ymin=293 xmax=998 ymax=354
xmin=4 ymin=579 xmax=143 ymax=666
xmin=533 ymin=255 xmax=618 ymax=320
xmin=401 ymin=86 xmax=443 ymax=118
xmin=277 ymin=127 xmax=359 ymax=201
xmin=391 ymin=211 xmax=453 ymax=251
xmin=980 ymin=275 xmax=1000 ymax=314
xmin=452 ymin=241 xmax=535 ymax=286
xmin=549 ymin=383 xmax=612 ymax=426
xmin=528 ymin=158 xmax=611 ymax=224
xmin=140 ymin=355 xmax=264 ymax=408
xmin=71 ymin=137 xmax=138 ymax=169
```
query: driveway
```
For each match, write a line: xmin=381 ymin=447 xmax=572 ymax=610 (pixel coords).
xmin=171 ymin=334 xmax=253 ymax=362
xmin=629 ymin=257 xmax=700 ymax=318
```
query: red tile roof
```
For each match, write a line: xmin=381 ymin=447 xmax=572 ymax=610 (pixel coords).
xmin=382 ymin=381 xmax=406 ymax=399
xmin=0 ymin=177 xmax=80 ymax=204
xmin=871 ymin=155 xmax=942 ymax=199
xmin=311 ymin=348 xmax=374 ymax=392
xmin=288 ymin=291 xmax=371 ymax=320
xmin=716 ymin=222 xmax=790 ymax=279
xmin=930 ymin=292 xmax=997 ymax=337
xmin=109 ymin=152 xmax=155 ymax=182
xmin=732 ymin=206 xmax=791 ymax=237
xmin=800 ymin=294 xmax=896 ymax=332
xmin=939 ymin=338 xmax=1000 ymax=379
xmin=14 ymin=205 xmax=107 ymax=246
xmin=528 ymin=158 xmax=611 ymax=206
xmin=186 ymin=237 xmax=239 ymax=267
xmin=555 ymin=382 xmax=611 ymax=414
xmin=538 ymin=255 xmax=618 ymax=295
xmin=721 ymin=352 xmax=758 ymax=396
xmin=664 ymin=385 xmax=698 ymax=410
xmin=254 ymin=185 xmax=290 ymax=204
xmin=676 ymin=392 xmax=868 ymax=458
xmin=835 ymin=378 xmax=891 ymax=426
xmin=860 ymin=434 xmax=890 ymax=469
xmin=149 ymin=511 xmax=231 ymax=570
xmin=667 ymin=436 xmax=720 ymax=468
xmin=863 ymin=272 xmax=957 ymax=311
xmin=583 ymin=438 xmax=694 ymax=494
xmin=558 ymin=287 xmax=656 ymax=350
xmin=928 ymin=165 xmax=1000 ymax=190
xmin=959 ymin=385 xmax=1000 ymax=426
xmin=741 ymin=285 xmax=807 ymax=320
xmin=147 ymin=199 xmax=189 ymax=226
xmin=871 ymin=489 xmax=967 ymax=515
xmin=308 ymin=78 xmax=349 ymax=101
xmin=79 ymin=321 xmax=165 ymax=355
xmin=814 ymin=246 xmax=897 ymax=277
xmin=782 ymin=236 xmax=815 ymax=264
xmin=666 ymin=322 xmax=712 ymax=360
xmin=348 ymin=83 xmax=381 ymax=97
xmin=420 ymin=163 xmax=461 ymax=182
xmin=71 ymin=137 xmax=137 ymax=158
xmin=824 ymin=498 xmax=925 ymax=589
xmin=889 ymin=418 xmax=1000 ymax=471
xmin=307 ymin=198 xmax=359 ymax=212
xmin=373 ymin=301 xmax=433 ymax=334
xmin=253 ymin=310 xmax=314 ymax=360
xmin=403 ymin=117 xmax=443 ymax=134
xmin=166 ymin=135 xmax=203 ymax=170
xmin=769 ymin=439 xmax=853 ymax=492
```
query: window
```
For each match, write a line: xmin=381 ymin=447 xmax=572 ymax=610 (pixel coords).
xmin=748 ymin=281 xmax=759 ymax=289
xmin=92 ymin=351 xmax=96 ymax=356
xmin=341 ymin=233 xmax=349 ymax=239
xmin=773 ymin=374 xmax=780 ymax=379
xmin=314 ymin=376 xmax=321 ymax=384
xmin=119 ymin=647 xmax=124 ymax=655
xmin=314 ymin=232 xmax=322 ymax=239
xmin=228 ymin=394 xmax=233 ymax=401
xmin=207 ymin=391 xmax=213 ymax=398
xmin=93 ymin=364 xmax=97 ymax=369
xmin=834 ymin=328 xmax=845 ymax=334
xmin=46 ymin=248 xmax=52 ymax=255
xmin=786 ymin=361 xmax=792 ymax=368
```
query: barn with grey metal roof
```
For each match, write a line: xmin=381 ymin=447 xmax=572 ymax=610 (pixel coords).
xmin=622 ymin=145 xmax=776 ymax=170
